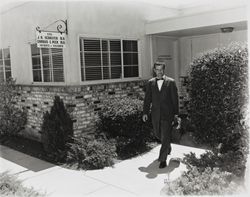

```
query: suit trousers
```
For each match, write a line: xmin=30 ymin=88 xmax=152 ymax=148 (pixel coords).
xmin=154 ymin=119 xmax=172 ymax=162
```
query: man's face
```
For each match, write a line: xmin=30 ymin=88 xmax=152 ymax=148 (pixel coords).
xmin=154 ymin=64 xmax=165 ymax=79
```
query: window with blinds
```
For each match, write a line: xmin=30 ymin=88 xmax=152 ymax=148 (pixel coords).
xmin=31 ymin=44 xmax=64 ymax=82
xmin=80 ymin=38 xmax=139 ymax=81
xmin=0 ymin=48 xmax=12 ymax=82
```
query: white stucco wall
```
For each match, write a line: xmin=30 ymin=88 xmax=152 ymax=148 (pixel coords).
xmin=179 ymin=30 xmax=247 ymax=76
xmin=0 ymin=2 xmax=67 ymax=84
xmin=0 ymin=2 xmax=248 ymax=85
xmin=151 ymin=36 xmax=178 ymax=80
xmin=65 ymin=1 xmax=150 ymax=84
xmin=0 ymin=1 xmax=152 ymax=85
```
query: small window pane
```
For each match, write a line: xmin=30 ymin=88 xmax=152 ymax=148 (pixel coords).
xmin=32 ymin=57 xmax=41 ymax=69
xmin=0 ymin=60 xmax=3 ymax=67
xmin=51 ymin=48 xmax=62 ymax=54
xmin=84 ymin=39 xmax=101 ymax=51
xmin=123 ymin=53 xmax=138 ymax=65
xmin=81 ymin=67 xmax=85 ymax=81
xmin=79 ymin=39 xmax=83 ymax=51
xmin=110 ymin=40 xmax=121 ymax=51
xmin=103 ymin=66 xmax=110 ymax=79
xmin=0 ymin=71 xmax=4 ymax=82
xmin=102 ymin=53 xmax=109 ymax=66
xmin=43 ymin=69 xmax=52 ymax=82
xmin=4 ymin=60 xmax=11 ymax=67
xmin=123 ymin=40 xmax=138 ymax=52
xmin=0 ymin=49 xmax=3 ymax=59
xmin=124 ymin=66 xmax=138 ymax=78
xmin=3 ymin=48 xmax=10 ymax=59
xmin=110 ymin=53 xmax=121 ymax=65
xmin=31 ymin=44 xmax=40 ymax=56
xmin=80 ymin=52 xmax=84 ymax=66
xmin=42 ymin=55 xmax=50 ymax=69
xmin=41 ymin=48 xmax=50 ymax=55
xmin=85 ymin=67 xmax=102 ymax=81
xmin=52 ymin=54 xmax=63 ymax=69
xmin=84 ymin=53 xmax=101 ymax=67
xmin=5 ymin=66 xmax=11 ymax=71
xmin=111 ymin=66 xmax=122 ymax=79
xmin=102 ymin=40 xmax=108 ymax=51
xmin=33 ymin=70 xmax=42 ymax=82
xmin=53 ymin=69 xmax=64 ymax=82
xmin=5 ymin=71 xmax=11 ymax=79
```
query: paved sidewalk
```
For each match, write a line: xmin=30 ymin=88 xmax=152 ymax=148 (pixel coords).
xmin=0 ymin=143 xmax=206 ymax=197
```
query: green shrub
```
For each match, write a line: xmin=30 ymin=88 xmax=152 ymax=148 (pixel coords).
xmin=115 ymin=135 xmax=153 ymax=159
xmin=98 ymin=98 xmax=152 ymax=138
xmin=98 ymin=97 xmax=154 ymax=159
xmin=66 ymin=133 xmax=117 ymax=170
xmin=162 ymin=166 xmax=242 ymax=195
xmin=171 ymin=114 xmax=194 ymax=143
xmin=182 ymin=148 xmax=247 ymax=177
xmin=186 ymin=43 xmax=249 ymax=180
xmin=0 ymin=171 xmax=45 ymax=197
xmin=188 ymin=43 xmax=248 ymax=148
xmin=41 ymin=96 xmax=73 ymax=162
xmin=0 ymin=79 xmax=27 ymax=137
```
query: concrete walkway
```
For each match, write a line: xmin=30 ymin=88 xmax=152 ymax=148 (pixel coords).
xmin=0 ymin=143 xmax=206 ymax=197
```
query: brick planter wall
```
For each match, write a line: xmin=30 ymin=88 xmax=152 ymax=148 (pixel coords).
xmin=16 ymin=80 xmax=146 ymax=141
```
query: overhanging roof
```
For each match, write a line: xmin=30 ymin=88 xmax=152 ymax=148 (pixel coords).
xmin=0 ymin=0 xmax=248 ymax=22
xmin=146 ymin=7 xmax=248 ymax=36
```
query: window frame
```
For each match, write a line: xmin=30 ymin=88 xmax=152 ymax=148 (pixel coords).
xmin=0 ymin=48 xmax=12 ymax=82
xmin=30 ymin=44 xmax=65 ymax=84
xmin=78 ymin=35 xmax=141 ymax=84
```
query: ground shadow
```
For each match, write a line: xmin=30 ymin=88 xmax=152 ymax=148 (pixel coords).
xmin=0 ymin=145 xmax=55 ymax=172
xmin=138 ymin=158 xmax=181 ymax=179
xmin=175 ymin=132 xmax=210 ymax=150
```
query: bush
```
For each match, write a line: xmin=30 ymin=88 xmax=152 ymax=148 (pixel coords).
xmin=0 ymin=79 xmax=27 ymax=137
xmin=66 ymin=133 xmax=117 ymax=170
xmin=98 ymin=98 xmax=152 ymax=138
xmin=188 ymin=43 xmax=248 ymax=148
xmin=162 ymin=166 xmax=242 ymax=195
xmin=188 ymin=43 xmax=248 ymax=146
xmin=98 ymin=97 xmax=154 ymax=158
xmin=182 ymin=148 xmax=247 ymax=177
xmin=171 ymin=114 xmax=194 ymax=143
xmin=115 ymin=136 xmax=153 ymax=159
xmin=0 ymin=171 xmax=45 ymax=197
xmin=186 ymin=43 xmax=248 ymax=181
xmin=41 ymin=96 xmax=73 ymax=162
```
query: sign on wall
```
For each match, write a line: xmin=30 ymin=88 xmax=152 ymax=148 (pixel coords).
xmin=157 ymin=55 xmax=172 ymax=61
xmin=36 ymin=31 xmax=66 ymax=48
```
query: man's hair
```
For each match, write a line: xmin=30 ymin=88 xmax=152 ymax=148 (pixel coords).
xmin=153 ymin=61 xmax=166 ymax=69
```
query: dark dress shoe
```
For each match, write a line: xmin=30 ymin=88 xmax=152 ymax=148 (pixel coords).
xmin=159 ymin=161 xmax=166 ymax=168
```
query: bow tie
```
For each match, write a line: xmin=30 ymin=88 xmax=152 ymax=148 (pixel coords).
xmin=156 ymin=78 xmax=164 ymax=81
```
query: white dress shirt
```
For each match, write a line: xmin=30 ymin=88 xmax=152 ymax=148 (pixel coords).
xmin=157 ymin=79 xmax=164 ymax=91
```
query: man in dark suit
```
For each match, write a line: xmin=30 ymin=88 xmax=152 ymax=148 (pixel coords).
xmin=143 ymin=61 xmax=179 ymax=168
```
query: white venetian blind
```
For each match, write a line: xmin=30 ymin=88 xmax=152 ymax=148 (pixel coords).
xmin=0 ymin=48 xmax=12 ymax=82
xmin=80 ymin=38 xmax=139 ymax=81
xmin=123 ymin=40 xmax=139 ymax=78
xmin=31 ymin=44 xmax=64 ymax=82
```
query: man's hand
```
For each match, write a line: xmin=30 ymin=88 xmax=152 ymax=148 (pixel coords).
xmin=142 ymin=114 xmax=148 ymax=122
xmin=173 ymin=115 xmax=181 ymax=129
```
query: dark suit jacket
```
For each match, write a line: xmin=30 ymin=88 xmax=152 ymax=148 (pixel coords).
xmin=143 ymin=75 xmax=179 ymax=133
